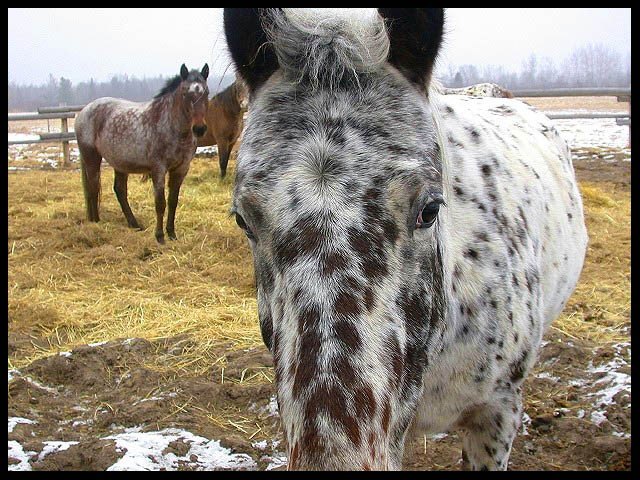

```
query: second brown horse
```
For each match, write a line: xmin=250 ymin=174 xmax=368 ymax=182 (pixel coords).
xmin=197 ymin=78 xmax=248 ymax=178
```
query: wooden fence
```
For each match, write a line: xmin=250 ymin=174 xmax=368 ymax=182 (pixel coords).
xmin=7 ymin=88 xmax=632 ymax=168
xmin=512 ymin=88 xmax=631 ymax=145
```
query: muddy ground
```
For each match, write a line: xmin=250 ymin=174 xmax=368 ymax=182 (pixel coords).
xmin=8 ymin=156 xmax=631 ymax=471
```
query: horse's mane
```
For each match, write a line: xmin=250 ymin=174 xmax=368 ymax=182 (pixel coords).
xmin=212 ymin=82 xmax=242 ymax=114
xmin=263 ymin=8 xmax=390 ymax=90
xmin=154 ymin=75 xmax=183 ymax=99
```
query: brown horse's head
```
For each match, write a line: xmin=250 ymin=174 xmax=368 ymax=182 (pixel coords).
xmin=179 ymin=63 xmax=210 ymax=137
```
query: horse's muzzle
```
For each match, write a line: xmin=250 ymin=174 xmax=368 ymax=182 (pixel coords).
xmin=192 ymin=125 xmax=207 ymax=137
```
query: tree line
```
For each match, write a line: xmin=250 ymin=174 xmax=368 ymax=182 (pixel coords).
xmin=8 ymin=43 xmax=630 ymax=111
xmin=437 ymin=43 xmax=630 ymax=90
xmin=7 ymin=73 xmax=235 ymax=112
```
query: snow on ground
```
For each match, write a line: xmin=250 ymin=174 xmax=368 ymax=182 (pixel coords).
xmin=105 ymin=427 xmax=257 ymax=471
xmin=546 ymin=112 xmax=630 ymax=150
xmin=8 ymin=133 xmax=40 ymax=142
xmin=36 ymin=441 xmax=79 ymax=462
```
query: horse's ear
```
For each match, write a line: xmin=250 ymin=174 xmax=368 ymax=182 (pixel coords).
xmin=378 ymin=8 xmax=444 ymax=92
xmin=201 ymin=64 xmax=209 ymax=80
xmin=224 ymin=8 xmax=280 ymax=94
xmin=180 ymin=64 xmax=189 ymax=80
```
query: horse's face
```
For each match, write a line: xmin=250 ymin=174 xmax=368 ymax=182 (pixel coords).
xmin=180 ymin=63 xmax=210 ymax=137
xmin=226 ymin=9 xmax=444 ymax=470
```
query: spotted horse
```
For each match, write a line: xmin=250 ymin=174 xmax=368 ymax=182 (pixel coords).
xmin=442 ymin=82 xmax=514 ymax=98
xmin=223 ymin=8 xmax=588 ymax=471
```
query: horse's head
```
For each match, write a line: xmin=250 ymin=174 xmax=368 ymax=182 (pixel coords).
xmin=178 ymin=63 xmax=210 ymax=137
xmin=225 ymin=8 xmax=445 ymax=470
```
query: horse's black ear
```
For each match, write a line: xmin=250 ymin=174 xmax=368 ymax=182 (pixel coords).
xmin=201 ymin=64 xmax=209 ymax=80
xmin=180 ymin=64 xmax=189 ymax=80
xmin=378 ymin=8 xmax=444 ymax=92
xmin=224 ymin=8 xmax=280 ymax=93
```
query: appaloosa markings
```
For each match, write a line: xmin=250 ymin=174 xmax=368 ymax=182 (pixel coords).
xmin=223 ymin=8 xmax=587 ymax=470
xmin=443 ymin=82 xmax=515 ymax=98
xmin=75 ymin=64 xmax=210 ymax=243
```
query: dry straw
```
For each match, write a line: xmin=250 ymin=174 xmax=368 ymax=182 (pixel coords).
xmin=8 ymin=158 xmax=631 ymax=373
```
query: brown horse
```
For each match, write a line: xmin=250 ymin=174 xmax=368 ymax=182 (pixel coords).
xmin=75 ymin=64 xmax=210 ymax=243
xmin=196 ymin=77 xmax=248 ymax=178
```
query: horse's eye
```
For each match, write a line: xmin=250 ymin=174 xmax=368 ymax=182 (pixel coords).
xmin=235 ymin=213 xmax=256 ymax=240
xmin=416 ymin=201 xmax=441 ymax=229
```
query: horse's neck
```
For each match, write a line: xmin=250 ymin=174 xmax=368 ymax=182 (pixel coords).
xmin=150 ymin=94 xmax=192 ymax=134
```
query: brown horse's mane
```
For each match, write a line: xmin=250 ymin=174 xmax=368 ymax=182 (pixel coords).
xmin=212 ymin=82 xmax=242 ymax=115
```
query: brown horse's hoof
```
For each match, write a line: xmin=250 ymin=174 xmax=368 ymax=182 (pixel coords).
xmin=167 ymin=232 xmax=177 ymax=241
xmin=155 ymin=233 xmax=165 ymax=244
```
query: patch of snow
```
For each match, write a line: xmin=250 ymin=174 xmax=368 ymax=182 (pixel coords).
xmin=263 ymin=453 xmax=288 ymax=471
xmin=8 ymin=369 xmax=20 ymax=382
xmin=252 ymin=440 xmax=268 ymax=451
xmin=521 ymin=413 xmax=531 ymax=436
xmin=587 ymin=357 xmax=631 ymax=408
xmin=265 ymin=396 xmax=279 ymax=417
xmin=22 ymin=376 xmax=58 ymax=394
xmin=9 ymin=417 xmax=37 ymax=433
xmin=576 ymin=409 xmax=585 ymax=419
xmin=535 ymin=372 xmax=560 ymax=382
xmin=132 ymin=396 xmax=165 ymax=405
xmin=554 ymin=408 xmax=571 ymax=416
xmin=612 ymin=431 xmax=631 ymax=439
xmin=8 ymin=133 xmax=40 ymax=142
xmin=428 ymin=433 xmax=448 ymax=441
xmin=590 ymin=410 xmax=608 ymax=426
xmin=88 ymin=341 xmax=108 ymax=347
xmin=550 ymin=117 xmax=630 ymax=150
xmin=59 ymin=351 xmax=72 ymax=358
xmin=37 ymin=441 xmax=79 ymax=461
xmin=8 ymin=440 xmax=37 ymax=471
xmin=105 ymin=427 xmax=257 ymax=471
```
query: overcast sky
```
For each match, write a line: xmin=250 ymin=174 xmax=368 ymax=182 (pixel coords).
xmin=8 ymin=8 xmax=631 ymax=86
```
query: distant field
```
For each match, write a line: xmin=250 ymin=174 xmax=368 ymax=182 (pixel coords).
xmin=522 ymin=96 xmax=628 ymax=112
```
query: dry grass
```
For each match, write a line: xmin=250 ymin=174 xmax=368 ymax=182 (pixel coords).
xmin=553 ymin=181 xmax=631 ymax=344
xmin=8 ymin=156 xmax=631 ymax=372
xmin=519 ymin=96 xmax=629 ymax=112
xmin=8 ymin=158 xmax=261 ymax=372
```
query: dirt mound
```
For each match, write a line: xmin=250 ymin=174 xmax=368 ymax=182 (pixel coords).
xmin=8 ymin=336 xmax=283 ymax=471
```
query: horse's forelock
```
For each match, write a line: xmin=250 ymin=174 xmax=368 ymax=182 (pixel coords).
xmin=265 ymin=8 xmax=390 ymax=90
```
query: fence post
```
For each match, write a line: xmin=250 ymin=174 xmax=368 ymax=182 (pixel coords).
xmin=61 ymin=117 xmax=70 ymax=167
xmin=616 ymin=95 xmax=631 ymax=148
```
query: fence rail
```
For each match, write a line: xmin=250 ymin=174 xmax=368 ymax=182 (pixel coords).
xmin=512 ymin=87 xmax=631 ymax=147
xmin=8 ymin=109 xmax=76 ymax=166
xmin=7 ymin=87 xmax=633 ymax=168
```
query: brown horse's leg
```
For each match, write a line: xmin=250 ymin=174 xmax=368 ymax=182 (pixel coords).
xmin=113 ymin=171 xmax=143 ymax=230
xmin=166 ymin=168 xmax=188 ymax=241
xmin=78 ymin=142 xmax=102 ymax=222
xmin=150 ymin=168 xmax=167 ymax=244
xmin=218 ymin=141 xmax=231 ymax=178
